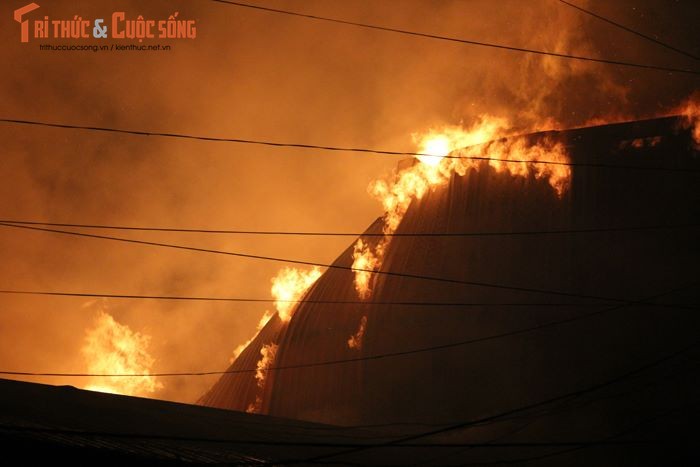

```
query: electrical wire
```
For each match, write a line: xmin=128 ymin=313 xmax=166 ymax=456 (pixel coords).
xmin=299 ymin=334 xmax=700 ymax=463
xmin=0 ymin=424 xmax=656 ymax=449
xmin=2 ymin=221 xmax=692 ymax=307
xmin=0 ymin=219 xmax=696 ymax=237
xmin=207 ymin=0 xmax=700 ymax=75
xmin=0 ymin=118 xmax=698 ymax=173
xmin=0 ymin=283 xmax=693 ymax=378
xmin=557 ymin=0 xmax=700 ymax=61
xmin=0 ymin=289 xmax=620 ymax=307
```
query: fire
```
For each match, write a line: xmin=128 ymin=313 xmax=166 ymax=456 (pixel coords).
xmin=271 ymin=266 xmax=322 ymax=322
xmin=246 ymin=342 xmax=278 ymax=413
xmin=347 ymin=315 xmax=368 ymax=350
xmin=351 ymin=116 xmax=571 ymax=298
xmin=418 ymin=134 xmax=451 ymax=166
xmin=414 ymin=121 xmax=508 ymax=167
xmin=232 ymin=266 xmax=322 ymax=412
xmin=351 ymin=239 xmax=382 ymax=299
xmin=230 ymin=310 xmax=274 ymax=363
xmin=680 ymin=94 xmax=700 ymax=148
xmin=231 ymin=266 xmax=321 ymax=364
xmin=82 ymin=310 xmax=162 ymax=396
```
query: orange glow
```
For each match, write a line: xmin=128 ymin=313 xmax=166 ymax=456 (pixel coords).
xmin=82 ymin=310 xmax=162 ymax=396
xmin=351 ymin=116 xmax=571 ymax=298
xmin=414 ymin=121 xmax=508 ymax=167
xmin=347 ymin=315 xmax=368 ymax=350
xmin=230 ymin=310 xmax=274 ymax=363
xmin=230 ymin=267 xmax=321 ymax=367
xmin=232 ymin=266 xmax=323 ymax=411
xmin=417 ymin=135 xmax=451 ymax=166
xmin=351 ymin=239 xmax=383 ymax=299
xmin=271 ymin=266 xmax=322 ymax=322
xmin=681 ymin=95 xmax=700 ymax=148
xmin=247 ymin=342 xmax=278 ymax=413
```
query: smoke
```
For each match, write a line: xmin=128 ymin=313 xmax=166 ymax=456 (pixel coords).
xmin=1 ymin=0 xmax=697 ymax=403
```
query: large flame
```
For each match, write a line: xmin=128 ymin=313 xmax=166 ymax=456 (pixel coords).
xmin=271 ymin=266 xmax=322 ymax=322
xmin=414 ymin=120 xmax=509 ymax=167
xmin=82 ymin=310 xmax=162 ymax=396
xmin=352 ymin=116 xmax=571 ymax=298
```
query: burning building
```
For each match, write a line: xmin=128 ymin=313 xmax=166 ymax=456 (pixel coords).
xmin=2 ymin=116 xmax=698 ymax=466
xmin=197 ymin=115 xmax=700 ymax=463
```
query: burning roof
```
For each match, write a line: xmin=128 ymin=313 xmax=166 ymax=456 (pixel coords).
xmin=199 ymin=115 xmax=700 ymax=439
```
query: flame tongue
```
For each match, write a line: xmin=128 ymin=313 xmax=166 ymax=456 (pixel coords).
xmin=82 ymin=310 xmax=162 ymax=396
xmin=681 ymin=95 xmax=700 ymax=148
xmin=351 ymin=116 xmax=571 ymax=299
xmin=272 ymin=266 xmax=322 ymax=322
xmin=351 ymin=239 xmax=382 ymax=299
xmin=246 ymin=342 xmax=278 ymax=413
xmin=347 ymin=315 xmax=368 ymax=350
xmin=234 ymin=266 xmax=322 ymax=413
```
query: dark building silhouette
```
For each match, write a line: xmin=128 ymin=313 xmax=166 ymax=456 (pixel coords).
xmin=3 ymin=117 xmax=698 ymax=466
xmin=198 ymin=116 xmax=700 ymax=464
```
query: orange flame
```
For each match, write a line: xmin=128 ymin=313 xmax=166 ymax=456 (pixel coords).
xmin=230 ymin=267 xmax=321 ymax=368
xmin=347 ymin=315 xmax=368 ymax=350
xmin=681 ymin=95 xmax=700 ymax=148
xmin=230 ymin=310 xmax=274 ymax=363
xmin=246 ymin=342 xmax=278 ymax=413
xmin=351 ymin=239 xmax=382 ymax=299
xmin=232 ymin=267 xmax=322 ymax=412
xmin=351 ymin=116 xmax=571 ymax=298
xmin=230 ymin=266 xmax=321 ymax=364
xmin=82 ymin=310 xmax=162 ymax=396
xmin=271 ymin=266 xmax=322 ymax=322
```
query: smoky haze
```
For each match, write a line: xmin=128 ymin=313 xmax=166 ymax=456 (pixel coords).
xmin=0 ymin=0 xmax=697 ymax=403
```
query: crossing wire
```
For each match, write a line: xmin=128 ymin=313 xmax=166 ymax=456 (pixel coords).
xmin=208 ymin=0 xmax=700 ymax=75
xmin=1 ymin=118 xmax=699 ymax=173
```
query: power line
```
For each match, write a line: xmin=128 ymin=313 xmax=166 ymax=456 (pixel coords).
xmin=0 ymin=289 xmax=618 ymax=307
xmin=437 ymin=411 xmax=680 ymax=466
xmin=300 ymin=335 xmax=700 ymax=464
xmin=0 ymin=424 xmax=656 ymax=449
xmin=0 ymin=219 xmax=697 ymax=237
xmin=1 ymin=283 xmax=692 ymax=378
xmin=0 ymin=221 xmax=689 ymax=306
xmin=207 ymin=1 xmax=700 ymax=76
xmin=0 ymin=118 xmax=698 ymax=173
xmin=558 ymin=0 xmax=700 ymax=61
